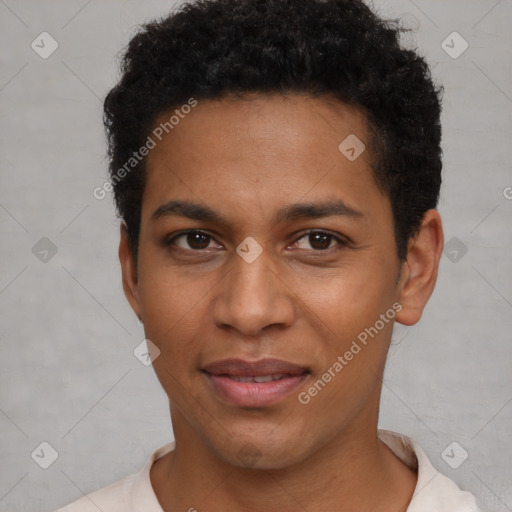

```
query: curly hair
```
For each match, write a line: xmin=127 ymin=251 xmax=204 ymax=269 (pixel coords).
xmin=103 ymin=0 xmax=443 ymax=263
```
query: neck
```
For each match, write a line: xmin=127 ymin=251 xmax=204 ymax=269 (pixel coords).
xmin=151 ymin=409 xmax=417 ymax=511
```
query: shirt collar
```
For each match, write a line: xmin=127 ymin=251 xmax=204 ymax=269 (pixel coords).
xmin=129 ymin=430 xmax=480 ymax=511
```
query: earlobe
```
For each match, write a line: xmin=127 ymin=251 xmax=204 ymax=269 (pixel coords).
xmin=119 ymin=222 xmax=142 ymax=322
xmin=395 ymin=210 xmax=444 ymax=326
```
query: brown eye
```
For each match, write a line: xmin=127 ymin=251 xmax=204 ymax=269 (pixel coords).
xmin=309 ymin=232 xmax=332 ymax=250
xmin=294 ymin=231 xmax=344 ymax=251
xmin=173 ymin=231 xmax=213 ymax=250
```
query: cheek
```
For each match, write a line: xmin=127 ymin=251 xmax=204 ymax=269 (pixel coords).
xmin=295 ymin=271 xmax=396 ymax=426
xmin=137 ymin=269 xmax=207 ymax=399
xmin=292 ymin=259 xmax=396 ymax=341
xmin=137 ymin=262 xmax=207 ymax=353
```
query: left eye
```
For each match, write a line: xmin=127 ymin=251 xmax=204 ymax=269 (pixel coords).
xmin=294 ymin=231 xmax=344 ymax=251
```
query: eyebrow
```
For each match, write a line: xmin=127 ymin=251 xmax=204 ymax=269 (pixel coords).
xmin=152 ymin=200 xmax=224 ymax=223
xmin=151 ymin=199 xmax=365 ymax=225
xmin=274 ymin=199 xmax=364 ymax=223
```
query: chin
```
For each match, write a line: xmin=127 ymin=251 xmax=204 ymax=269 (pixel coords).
xmin=210 ymin=429 xmax=310 ymax=470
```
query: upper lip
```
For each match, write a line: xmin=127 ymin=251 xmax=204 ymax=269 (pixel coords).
xmin=202 ymin=358 xmax=309 ymax=377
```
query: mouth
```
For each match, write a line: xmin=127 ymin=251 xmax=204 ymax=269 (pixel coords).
xmin=202 ymin=358 xmax=310 ymax=407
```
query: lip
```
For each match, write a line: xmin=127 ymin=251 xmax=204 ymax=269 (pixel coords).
xmin=202 ymin=358 xmax=309 ymax=407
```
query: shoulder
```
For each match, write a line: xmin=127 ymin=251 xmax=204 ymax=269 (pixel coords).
xmin=55 ymin=442 xmax=175 ymax=512
xmin=378 ymin=430 xmax=482 ymax=512
xmin=55 ymin=473 xmax=136 ymax=512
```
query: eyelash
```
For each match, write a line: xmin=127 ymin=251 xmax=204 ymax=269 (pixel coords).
xmin=165 ymin=229 xmax=350 ymax=253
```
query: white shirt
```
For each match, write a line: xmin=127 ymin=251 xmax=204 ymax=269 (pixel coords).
xmin=56 ymin=430 xmax=481 ymax=511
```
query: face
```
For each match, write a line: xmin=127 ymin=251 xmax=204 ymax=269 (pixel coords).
xmin=120 ymin=93 xmax=437 ymax=469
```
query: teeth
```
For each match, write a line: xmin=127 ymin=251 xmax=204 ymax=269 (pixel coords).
xmin=231 ymin=376 xmax=254 ymax=383
xmin=229 ymin=374 xmax=288 ymax=383
xmin=253 ymin=375 xmax=280 ymax=383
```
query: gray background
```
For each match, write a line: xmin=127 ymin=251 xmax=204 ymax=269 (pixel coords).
xmin=0 ymin=0 xmax=510 ymax=510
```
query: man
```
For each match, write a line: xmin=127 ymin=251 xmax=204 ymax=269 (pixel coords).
xmin=58 ymin=0 xmax=481 ymax=510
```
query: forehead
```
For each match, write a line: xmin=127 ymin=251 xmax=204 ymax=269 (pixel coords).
xmin=142 ymin=94 xmax=387 ymax=223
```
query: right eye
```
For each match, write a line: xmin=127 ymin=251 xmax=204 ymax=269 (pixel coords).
xmin=166 ymin=230 xmax=222 ymax=251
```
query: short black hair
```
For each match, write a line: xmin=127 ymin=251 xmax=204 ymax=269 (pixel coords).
xmin=104 ymin=0 xmax=443 ymax=263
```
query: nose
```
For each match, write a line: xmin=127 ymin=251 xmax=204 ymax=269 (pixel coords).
xmin=212 ymin=250 xmax=296 ymax=337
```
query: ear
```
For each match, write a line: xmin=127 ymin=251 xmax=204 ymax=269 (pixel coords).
xmin=119 ymin=222 xmax=142 ymax=322
xmin=395 ymin=209 xmax=444 ymax=326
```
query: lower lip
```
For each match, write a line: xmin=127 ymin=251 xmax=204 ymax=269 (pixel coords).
xmin=205 ymin=372 xmax=308 ymax=407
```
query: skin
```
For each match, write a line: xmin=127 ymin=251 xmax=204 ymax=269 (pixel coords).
xmin=119 ymin=93 xmax=444 ymax=511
